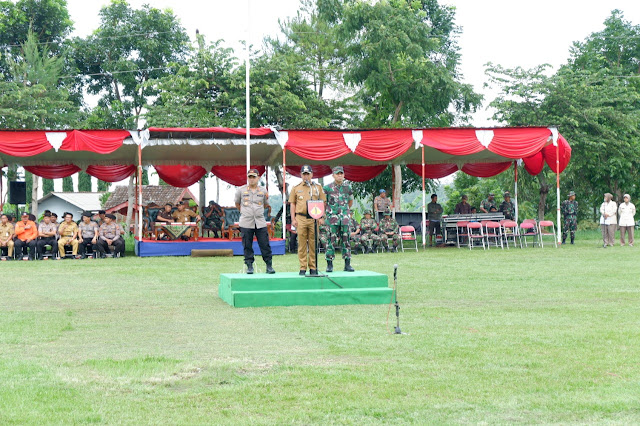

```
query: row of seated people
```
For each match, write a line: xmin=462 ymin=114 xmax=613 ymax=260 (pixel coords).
xmin=318 ymin=210 xmax=402 ymax=254
xmin=0 ymin=211 xmax=124 ymax=261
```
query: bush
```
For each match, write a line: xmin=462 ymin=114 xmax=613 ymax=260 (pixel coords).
xmin=578 ymin=220 xmax=599 ymax=231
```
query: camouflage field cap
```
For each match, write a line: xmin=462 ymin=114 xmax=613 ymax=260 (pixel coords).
xmin=364 ymin=210 xmax=372 ymax=215
xmin=568 ymin=191 xmax=576 ymax=197
xmin=332 ymin=166 xmax=344 ymax=174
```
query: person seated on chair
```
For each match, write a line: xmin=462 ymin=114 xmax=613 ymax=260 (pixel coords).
xmin=203 ymin=200 xmax=225 ymax=238
xmin=427 ymin=194 xmax=444 ymax=247
xmin=97 ymin=214 xmax=124 ymax=258
xmin=58 ymin=212 xmax=80 ymax=259
xmin=498 ymin=191 xmax=515 ymax=220
xmin=0 ymin=214 xmax=15 ymax=259
xmin=37 ymin=213 xmax=58 ymax=259
xmin=454 ymin=194 xmax=472 ymax=214
xmin=78 ymin=211 xmax=99 ymax=258
xmin=155 ymin=203 xmax=173 ymax=240
xmin=115 ymin=221 xmax=126 ymax=257
xmin=38 ymin=210 xmax=52 ymax=225
xmin=378 ymin=210 xmax=400 ymax=253
xmin=349 ymin=216 xmax=362 ymax=255
xmin=14 ymin=212 xmax=38 ymax=260
xmin=359 ymin=210 xmax=380 ymax=254
xmin=172 ymin=201 xmax=200 ymax=241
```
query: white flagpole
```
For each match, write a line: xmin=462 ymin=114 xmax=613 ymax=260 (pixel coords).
xmin=245 ymin=0 xmax=251 ymax=174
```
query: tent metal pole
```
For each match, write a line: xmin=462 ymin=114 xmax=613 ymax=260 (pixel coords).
xmin=245 ymin=0 xmax=251 ymax=174
xmin=137 ymin=143 xmax=143 ymax=241
xmin=421 ymin=146 xmax=426 ymax=248
xmin=514 ymin=161 xmax=518 ymax=224
xmin=556 ymin=142 xmax=562 ymax=245
xmin=282 ymin=149 xmax=286 ymax=240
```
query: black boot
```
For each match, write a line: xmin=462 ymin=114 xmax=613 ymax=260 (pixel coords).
xmin=571 ymin=236 xmax=574 ymax=245
xmin=309 ymin=269 xmax=318 ymax=276
xmin=246 ymin=262 xmax=254 ymax=274
xmin=562 ymin=236 xmax=566 ymax=244
xmin=344 ymin=258 xmax=354 ymax=272
xmin=266 ymin=261 xmax=275 ymax=274
xmin=326 ymin=260 xmax=333 ymax=273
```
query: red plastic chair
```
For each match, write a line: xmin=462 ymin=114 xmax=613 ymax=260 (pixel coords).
xmin=467 ymin=222 xmax=485 ymax=250
xmin=484 ymin=221 xmax=503 ymax=249
xmin=400 ymin=225 xmax=418 ymax=252
xmin=538 ymin=220 xmax=557 ymax=248
xmin=456 ymin=220 xmax=469 ymax=248
xmin=501 ymin=220 xmax=519 ymax=249
xmin=519 ymin=220 xmax=539 ymax=248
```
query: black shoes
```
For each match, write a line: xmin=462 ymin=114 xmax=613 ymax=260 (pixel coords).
xmin=344 ymin=259 xmax=354 ymax=272
xmin=299 ymin=270 xmax=306 ymax=276
xmin=266 ymin=262 xmax=275 ymax=274
xmin=309 ymin=269 xmax=318 ymax=276
xmin=326 ymin=260 xmax=333 ymax=273
xmin=246 ymin=262 xmax=254 ymax=274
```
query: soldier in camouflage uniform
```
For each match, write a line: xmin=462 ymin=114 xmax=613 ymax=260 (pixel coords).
xmin=498 ymin=191 xmax=515 ymax=220
xmin=561 ymin=190 xmax=578 ymax=244
xmin=379 ymin=210 xmax=401 ymax=252
xmin=318 ymin=222 xmax=331 ymax=252
xmin=349 ymin=217 xmax=362 ymax=254
xmin=359 ymin=210 xmax=380 ymax=254
xmin=480 ymin=193 xmax=497 ymax=213
xmin=323 ymin=166 xmax=355 ymax=272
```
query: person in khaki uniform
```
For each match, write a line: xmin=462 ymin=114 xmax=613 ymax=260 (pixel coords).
xmin=172 ymin=201 xmax=201 ymax=240
xmin=234 ymin=168 xmax=274 ymax=274
xmin=0 ymin=214 xmax=15 ymax=258
xmin=58 ymin=212 xmax=80 ymax=258
xmin=290 ymin=165 xmax=326 ymax=276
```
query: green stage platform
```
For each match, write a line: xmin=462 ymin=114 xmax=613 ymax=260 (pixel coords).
xmin=218 ymin=271 xmax=393 ymax=308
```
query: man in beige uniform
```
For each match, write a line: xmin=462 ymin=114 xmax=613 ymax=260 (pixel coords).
xmin=58 ymin=212 xmax=80 ymax=258
xmin=0 ymin=214 xmax=15 ymax=258
xmin=234 ymin=168 xmax=274 ymax=274
xmin=290 ymin=165 xmax=326 ymax=276
xmin=172 ymin=201 xmax=201 ymax=240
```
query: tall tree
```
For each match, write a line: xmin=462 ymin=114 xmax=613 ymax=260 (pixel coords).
xmin=97 ymin=180 xmax=111 ymax=192
xmin=42 ymin=179 xmax=54 ymax=197
xmin=78 ymin=171 xmax=92 ymax=191
xmin=62 ymin=176 xmax=73 ymax=192
xmin=74 ymin=0 xmax=190 ymax=128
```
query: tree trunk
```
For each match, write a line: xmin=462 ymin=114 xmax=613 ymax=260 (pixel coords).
xmin=392 ymin=164 xmax=402 ymax=218
xmin=125 ymin=175 xmax=135 ymax=235
xmin=31 ymin=174 xmax=39 ymax=215
xmin=537 ymin=173 xmax=550 ymax=221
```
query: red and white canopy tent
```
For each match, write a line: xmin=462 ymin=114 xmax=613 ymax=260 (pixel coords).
xmin=0 ymin=126 xmax=570 ymax=246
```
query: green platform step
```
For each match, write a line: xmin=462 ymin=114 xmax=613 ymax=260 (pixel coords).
xmin=219 ymin=271 xmax=393 ymax=307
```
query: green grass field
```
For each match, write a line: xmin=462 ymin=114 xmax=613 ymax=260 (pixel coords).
xmin=2 ymin=231 xmax=639 ymax=424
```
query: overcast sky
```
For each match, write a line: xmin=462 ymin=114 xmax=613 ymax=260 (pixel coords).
xmin=12 ymin=0 xmax=640 ymax=205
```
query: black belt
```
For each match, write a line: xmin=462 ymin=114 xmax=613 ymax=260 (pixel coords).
xmin=296 ymin=213 xmax=312 ymax=219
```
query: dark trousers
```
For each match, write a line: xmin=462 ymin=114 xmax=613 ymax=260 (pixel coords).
xmin=78 ymin=240 xmax=96 ymax=257
xmin=96 ymin=238 xmax=125 ymax=257
xmin=240 ymin=226 xmax=272 ymax=264
xmin=15 ymin=239 xmax=36 ymax=259
xmin=37 ymin=237 xmax=57 ymax=257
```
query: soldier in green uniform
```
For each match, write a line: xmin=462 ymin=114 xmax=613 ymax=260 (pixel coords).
xmin=480 ymin=193 xmax=497 ymax=213
xmin=561 ymin=190 xmax=578 ymax=244
xmin=498 ymin=191 xmax=515 ymax=220
xmin=379 ymin=210 xmax=400 ymax=252
xmin=349 ymin=217 xmax=362 ymax=255
xmin=323 ymin=166 xmax=355 ymax=272
xmin=359 ymin=210 xmax=380 ymax=254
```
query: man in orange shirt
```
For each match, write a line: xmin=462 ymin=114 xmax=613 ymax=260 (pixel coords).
xmin=14 ymin=212 xmax=38 ymax=260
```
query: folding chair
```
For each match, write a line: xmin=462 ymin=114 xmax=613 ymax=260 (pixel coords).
xmin=538 ymin=220 xmax=557 ymax=248
xmin=456 ymin=221 xmax=469 ymax=248
xmin=484 ymin=221 xmax=503 ymax=249
xmin=400 ymin=225 xmax=418 ymax=252
xmin=467 ymin=222 xmax=485 ymax=250
xmin=519 ymin=220 xmax=539 ymax=248
xmin=501 ymin=220 xmax=519 ymax=249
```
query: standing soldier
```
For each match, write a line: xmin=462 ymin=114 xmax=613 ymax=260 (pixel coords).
xmin=379 ymin=210 xmax=401 ymax=252
xmin=234 ymin=168 xmax=274 ymax=274
xmin=498 ymin=191 xmax=515 ymax=220
xmin=561 ymin=190 xmax=578 ymax=244
xmin=290 ymin=165 xmax=326 ymax=276
xmin=324 ymin=166 xmax=355 ymax=272
xmin=349 ymin=216 xmax=362 ymax=255
xmin=360 ymin=210 xmax=380 ymax=253
xmin=480 ymin=193 xmax=497 ymax=213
